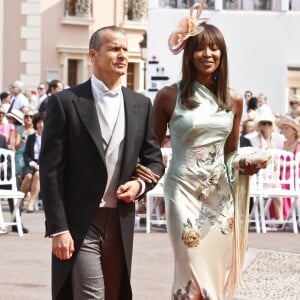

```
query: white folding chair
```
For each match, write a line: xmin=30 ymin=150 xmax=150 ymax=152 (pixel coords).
xmin=291 ymin=151 xmax=300 ymax=229
xmin=145 ymin=181 xmax=165 ymax=233
xmin=0 ymin=149 xmax=25 ymax=236
xmin=248 ymin=172 xmax=261 ymax=233
xmin=258 ymin=149 xmax=298 ymax=233
xmin=143 ymin=147 xmax=172 ymax=233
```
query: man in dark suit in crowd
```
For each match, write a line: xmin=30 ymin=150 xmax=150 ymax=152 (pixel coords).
xmin=40 ymin=26 xmax=164 ymax=300
xmin=239 ymin=135 xmax=252 ymax=148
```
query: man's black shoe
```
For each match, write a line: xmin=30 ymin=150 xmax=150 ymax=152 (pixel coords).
xmin=11 ymin=225 xmax=29 ymax=234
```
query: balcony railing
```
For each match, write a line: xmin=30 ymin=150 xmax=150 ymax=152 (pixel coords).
xmin=158 ymin=0 xmax=300 ymax=11
xmin=125 ymin=0 xmax=147 ymax=21
xmin=65 ymin=0 xmax=92 ymax=18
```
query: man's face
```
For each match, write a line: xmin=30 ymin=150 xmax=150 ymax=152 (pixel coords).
xmin=37 ymin=84 xmax=46 ymax=96
xmin=11 ymin=82 xmax=20 ymax=96
xmin=245 ymin=121 xmax=254 ymax=133
xmin=257 ymin=96 xmax=265 ymax=107
xmin=244 ymin=92 xmax=252 ymax=102
xmin=89 ymin=30 xmax=128 ymax=81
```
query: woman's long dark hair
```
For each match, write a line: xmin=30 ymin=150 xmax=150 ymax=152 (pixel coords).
xmin=179 ymin=22 xmax=229 ymax=110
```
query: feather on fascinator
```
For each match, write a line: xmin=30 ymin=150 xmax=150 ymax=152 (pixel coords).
xmin=168 ymin=1 xmax=209 ymax=55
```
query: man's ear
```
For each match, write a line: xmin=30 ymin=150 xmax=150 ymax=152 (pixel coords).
xmin=89 ymin=49 xmax=96 ymax=62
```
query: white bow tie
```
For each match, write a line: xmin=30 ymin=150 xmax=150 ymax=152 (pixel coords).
xmin=104 ymin=90 xmax=119 ymax=97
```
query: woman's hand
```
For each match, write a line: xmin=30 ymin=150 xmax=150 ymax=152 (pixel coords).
xmin=238 ymin=158 xmax=263 ymax=175
xmin=233 ymin=151 xmax=271 ymax=176
xmin=29 ymin=161 xmax=39 ymax=171
xmin=132 ymin=163 xmax=160 ymax=184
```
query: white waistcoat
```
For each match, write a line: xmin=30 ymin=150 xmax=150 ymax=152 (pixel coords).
xmin=95 ymin=96 xmax=125 ymax=208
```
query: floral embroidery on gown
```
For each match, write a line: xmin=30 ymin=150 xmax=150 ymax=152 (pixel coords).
xmin=164 ymin=81 xmax=234 ymax=300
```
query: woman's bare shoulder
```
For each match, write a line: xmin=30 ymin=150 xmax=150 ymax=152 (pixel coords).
xmin=154 ymin=84 xmax=177 ymax=110
xmin=229 ymin=88 xmax=242 ymax=103
xmin=155 ymin=84 xmax=177 ymax=100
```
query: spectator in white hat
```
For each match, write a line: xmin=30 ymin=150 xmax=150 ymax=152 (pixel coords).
xmin=248 ymin=114 xmax=284 ymax=150
xmin=6 ymin=109 xmax=24 ymax=151
xmin=248 ymin=114 xmax=285 ymax=222
xmin=274 ymin=115 xmax=300 ymax=221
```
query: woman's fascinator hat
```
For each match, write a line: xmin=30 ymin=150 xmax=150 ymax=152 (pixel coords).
xmin=168 ymin=1 xmax=209 ymax=55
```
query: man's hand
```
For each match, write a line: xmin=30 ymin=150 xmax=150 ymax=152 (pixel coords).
xmin=52 ymin=232 xmax=74 ymax=260
xmin=132 ymin=163 xmax=160 ymax=183
xmin=117 ymin=180 xmax=141 ymax=203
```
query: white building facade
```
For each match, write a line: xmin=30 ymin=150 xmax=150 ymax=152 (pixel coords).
xmin=0 ymin=0 xmax=147 ymax=96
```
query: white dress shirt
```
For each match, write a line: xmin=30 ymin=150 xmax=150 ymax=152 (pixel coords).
xmin=91 ymin=75 xmax=145 ymax=196
xmin=91 ymin=75 xmax=122 ymax=133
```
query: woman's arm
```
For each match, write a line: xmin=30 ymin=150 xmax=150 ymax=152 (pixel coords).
xmin=7 ymin=128 xmax=16 ymax=150
xmin=153 ymin=84 xmax=177 ymax=146
xmin=224 ymin=90 xmax=269 ymax=175
xmin=13 ymin=131 xmax=22 ymax=150
xmin=224 ymin=89 xmax=243 ymax=163
xmin=133 ymin=84 xmax=177 ymax=183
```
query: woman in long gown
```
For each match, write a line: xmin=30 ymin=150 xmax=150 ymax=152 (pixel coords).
xmin=147 ymin=3 xmax=268 ymax=299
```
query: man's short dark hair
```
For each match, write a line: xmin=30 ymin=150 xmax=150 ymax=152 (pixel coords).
xmin=89 ymin=26 xmax=126 ymax=51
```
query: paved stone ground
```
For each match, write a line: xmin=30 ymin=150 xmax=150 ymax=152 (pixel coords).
xmin=237 ymin=250 xmax=300 ymax=300
xmin=0 ymin=206 xmax=299 ymax=300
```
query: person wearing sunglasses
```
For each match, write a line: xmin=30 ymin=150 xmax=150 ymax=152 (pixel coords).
xmin=6 ymin=109 xmax=24 ymax=151
xmin=15 ymin=109 xmax=35 ymax=185
xmin=7 ymin=80 xmax=29 ymax=112
xmin=248 ymin=114 xmax=284 ymax=150
xmin=248 ymin=114 xmax=285 ymax=222
xmin=242 ymin=90 xmax=253 ymax=117
xmin=38 ymin=79 xmax=64 ymax=114
xmin=287 ymin=94 xmax=300 ymax=118
xmin=34 ymin=83 xmax=48 ymax=111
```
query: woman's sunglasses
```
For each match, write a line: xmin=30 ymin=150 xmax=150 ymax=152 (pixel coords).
xmin=260 ymin=121 xmax=272 ymax=126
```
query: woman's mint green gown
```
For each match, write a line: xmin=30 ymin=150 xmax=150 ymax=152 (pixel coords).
xmin=164 ymin=82 xmax=235 ymax=299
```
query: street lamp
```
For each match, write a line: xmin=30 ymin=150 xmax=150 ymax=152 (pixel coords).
xmin=139 ymin=31 xmax=147 ymax=92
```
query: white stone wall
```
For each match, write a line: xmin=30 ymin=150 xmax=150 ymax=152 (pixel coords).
xmin=147 ymin=6 xmax=300 ymax=114
xmin=20 ymin=0 xmax=41 ymax=90
xmin=0 ymin=0 xmax=4 ymax=92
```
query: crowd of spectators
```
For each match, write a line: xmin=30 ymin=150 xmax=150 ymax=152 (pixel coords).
xmin=241 ymin=89 xmax=300 ymax=228
xmin=0 ymin=79 xmax=64 ymax=234
xmin=1 ymin=80 xmax=300 ymax=233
